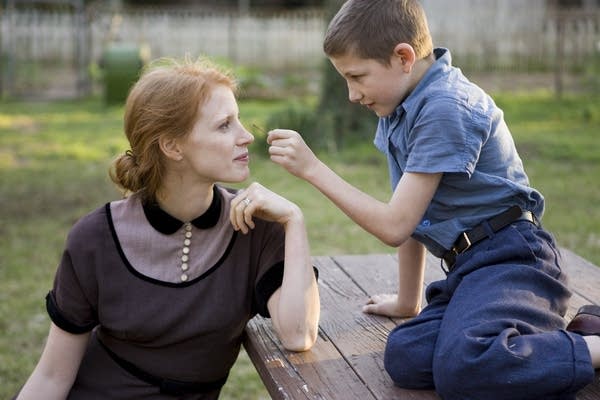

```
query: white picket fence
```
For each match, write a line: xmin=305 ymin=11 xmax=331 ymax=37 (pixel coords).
xmin=1 ymin=1 xmax=599 ymax=98
xmin=1 ymin=7 xmax=327 ymax=67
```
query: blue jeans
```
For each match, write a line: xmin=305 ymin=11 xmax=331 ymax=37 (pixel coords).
xmin=384 ymin=221 xmax=595 ymax=400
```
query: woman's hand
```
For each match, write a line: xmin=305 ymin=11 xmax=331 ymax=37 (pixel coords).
xmin=230 ymin=182 xmax=301 ymax=234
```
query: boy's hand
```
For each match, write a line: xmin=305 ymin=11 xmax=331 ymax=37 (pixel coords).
xmin=362 ymin=293 xmax=420 ymax=318
xmin=267 ymin=129 xmax=319 ymax=180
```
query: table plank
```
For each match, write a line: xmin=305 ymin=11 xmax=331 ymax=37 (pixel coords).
xmin=561 ymin=248 xmax=600 ymax=305
xmin=245 ymin=250 xmax=600 ymax=399
xmin=245 ymin=317 xmax=377 ymax=399
xmin=315 ymin=256 xmax=441 ymax=400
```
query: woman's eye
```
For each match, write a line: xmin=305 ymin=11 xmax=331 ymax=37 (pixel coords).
xmin=219 ymin=121 xmax=230 ymax=131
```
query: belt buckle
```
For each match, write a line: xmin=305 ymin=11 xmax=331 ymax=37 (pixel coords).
xmin=454 ymin=231 xmax=472 ymax=254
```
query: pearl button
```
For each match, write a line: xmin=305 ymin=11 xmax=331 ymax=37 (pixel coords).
xmin=179 ymin=224 xmax=193 ymax=282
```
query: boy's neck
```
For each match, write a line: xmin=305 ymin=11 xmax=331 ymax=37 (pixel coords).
xmin=409 ymin=53 xmax=435 ymax=92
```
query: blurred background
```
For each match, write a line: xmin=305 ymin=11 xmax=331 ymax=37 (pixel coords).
xmin=1 ymin=0 xmax=599 ymax=100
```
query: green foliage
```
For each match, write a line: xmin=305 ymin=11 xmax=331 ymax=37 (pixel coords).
xmin=313 ymin=0 xmax=379 ymax=150
xmin=233 ymin=65 xmax=270 ymax=99
xmin=582 ymin=53 xmax=600 ymax=96
xmin=255 ymin=101 xmax=329 ymax=153
xmin=317 ymin=59 xmax=378 ymax=150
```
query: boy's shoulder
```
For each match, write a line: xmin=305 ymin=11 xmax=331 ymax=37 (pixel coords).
xmin=409 ymin=67 xmax=493 ymax=121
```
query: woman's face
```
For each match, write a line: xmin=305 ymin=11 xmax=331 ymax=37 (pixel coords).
xmin=178 ymin=85 xmax=254 ymax=184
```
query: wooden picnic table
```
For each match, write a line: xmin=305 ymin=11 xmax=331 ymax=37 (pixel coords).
xmin=244 ymin=249 xmax=600 ymax=399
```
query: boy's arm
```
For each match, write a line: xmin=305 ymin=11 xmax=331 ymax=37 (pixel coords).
xmin=268 ymin=129 xmax=442 ymax=247
xmin=363 ymin=237 xmax=425 ymax=317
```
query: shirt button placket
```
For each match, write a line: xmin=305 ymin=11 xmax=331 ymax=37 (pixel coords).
xmin=180 ymin=222 xmax=192 ymax=282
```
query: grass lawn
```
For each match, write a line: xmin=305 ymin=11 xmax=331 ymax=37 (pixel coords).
xmin=1 ymin=91 xmax=599 ymax=399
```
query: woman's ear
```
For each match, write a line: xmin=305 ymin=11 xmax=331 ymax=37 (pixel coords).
xmin=392 ymin=43 xmax=416 ymax=72
xmin=159 ymin=136 xmax=183 ymax=161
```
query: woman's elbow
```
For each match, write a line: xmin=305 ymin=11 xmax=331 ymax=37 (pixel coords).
xmin=280 ymin=327 xmax=318 ymax=352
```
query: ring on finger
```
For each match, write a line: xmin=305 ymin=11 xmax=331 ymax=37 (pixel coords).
xmin=243 ymin=197 xmax=251 ymax=206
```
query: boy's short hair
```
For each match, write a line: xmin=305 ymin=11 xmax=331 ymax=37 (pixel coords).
xmin=323 ymin=0 xmax=433 ymax=65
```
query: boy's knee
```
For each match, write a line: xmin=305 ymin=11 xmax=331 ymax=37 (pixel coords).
xmin=384 ymin=330 xmax=434 ymax=389
xmin=432 ymin=339 xmax=492 ymax=399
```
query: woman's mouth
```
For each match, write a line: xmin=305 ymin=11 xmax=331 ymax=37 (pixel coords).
xmin=234 ymin=153 xmax=249 ymax=163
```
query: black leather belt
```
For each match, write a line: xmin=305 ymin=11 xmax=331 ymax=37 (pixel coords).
xmin=442 ymin=206 xmax=537 ymax=272
xmin=97 ymin=336 xmax=228 ymax=395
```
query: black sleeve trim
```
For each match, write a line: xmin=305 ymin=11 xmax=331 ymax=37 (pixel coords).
xmin=254 ymin=263 xmax=319 ymax=318
xmin=46 ymin=291 xmax=97 ymax=334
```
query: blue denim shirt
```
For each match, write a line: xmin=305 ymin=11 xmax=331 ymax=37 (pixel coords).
xmin=374 ymin=48 xmax=544 ymax=257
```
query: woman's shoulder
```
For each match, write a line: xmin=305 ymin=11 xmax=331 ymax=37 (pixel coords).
xmin=66 ymin=203 xmax=111 ymax=248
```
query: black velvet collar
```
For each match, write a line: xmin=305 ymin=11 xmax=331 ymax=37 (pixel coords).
xmin=142 ymin=186 xmax=222 ymax=234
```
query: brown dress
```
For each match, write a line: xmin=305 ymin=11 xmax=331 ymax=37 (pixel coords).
xmin=46 ymin=185 xmax=293 ymax=399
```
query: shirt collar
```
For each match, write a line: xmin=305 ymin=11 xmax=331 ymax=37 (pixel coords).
xmin=389 ymin=47 xmax=452 ymax=121
xmin=142 ymin=186 xmax=222 ymax=234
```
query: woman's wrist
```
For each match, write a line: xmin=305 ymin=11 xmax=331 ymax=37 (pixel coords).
xmin=281 ymin=204 xmax=304 ymax=228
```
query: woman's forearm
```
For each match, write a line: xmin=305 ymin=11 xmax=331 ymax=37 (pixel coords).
xmin=17 ymin=324 xmax=89 ymax=400
xmin=270 ymin=209 xmax=320 ymax=351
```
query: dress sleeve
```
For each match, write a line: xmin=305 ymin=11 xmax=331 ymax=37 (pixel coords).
xmin=255 ymin=263 xmax=319 ymax=318
xmin=46 ymin=216 xmax=100 ymax=334
xmin=252 ymin=221 xmax=317 ymax=318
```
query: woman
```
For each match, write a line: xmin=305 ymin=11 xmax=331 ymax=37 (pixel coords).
xmin=16 ymin=58 xmax=320 ymax=399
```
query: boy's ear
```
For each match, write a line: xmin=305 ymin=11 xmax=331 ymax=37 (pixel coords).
xmin=392 ymin=43 xmax=416 ymax=72
xmin=159 ymin=136 xmax=184 ymax=161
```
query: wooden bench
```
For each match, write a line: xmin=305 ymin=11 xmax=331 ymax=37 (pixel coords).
xmin=244 ymin=249 xmax=600 ymax=399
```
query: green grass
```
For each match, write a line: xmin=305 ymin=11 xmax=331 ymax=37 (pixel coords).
xmin=1 ymin=91 xmax=599 ymax=399
xmin=494 ymin=92 xmax=600 ymax=261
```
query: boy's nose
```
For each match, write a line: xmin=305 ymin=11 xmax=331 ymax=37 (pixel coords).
xmin=348 ymin=85 xmax=362 ymax=103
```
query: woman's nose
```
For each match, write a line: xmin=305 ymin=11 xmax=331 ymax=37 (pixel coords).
xmin=240 ymin=126 xmax=254 ymax=144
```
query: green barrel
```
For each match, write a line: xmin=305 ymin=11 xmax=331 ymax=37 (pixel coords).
xmin=102 ymin=43 xmax=143 ymax=104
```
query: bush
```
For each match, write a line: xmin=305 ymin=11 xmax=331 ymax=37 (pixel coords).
xmin=252 ymin=101 xmax=337 ymax=156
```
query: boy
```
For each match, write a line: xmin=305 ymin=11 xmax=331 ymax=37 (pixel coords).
xmin=265 ymin=0 xmax=600 ymax=398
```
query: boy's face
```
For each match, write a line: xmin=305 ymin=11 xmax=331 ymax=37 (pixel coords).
xmin=329 ymin=51 xmax=411 ymax=117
